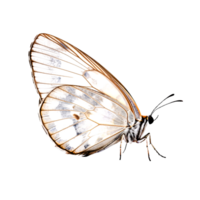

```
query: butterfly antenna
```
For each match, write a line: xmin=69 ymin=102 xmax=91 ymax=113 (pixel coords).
xmin=149 ymin=93 xmax=185 ymax=118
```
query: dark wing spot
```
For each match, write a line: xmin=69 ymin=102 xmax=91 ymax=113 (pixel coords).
xmin=52 ymin=76 xmax=61 ymax=83
xmin=73 ymin=114 xmax=80 ymax=120
xmin=50 ymin=57 xmax=61 ymax=68
xmin=84 ymin=144 xmax=89 ymax=149
xmin=73 ymin=123 xmax=81 ymax=135
xmin=66 ymin=146 xmax=72 ymax=151
xmin=83 ymin=71 xmax=90 ymax=78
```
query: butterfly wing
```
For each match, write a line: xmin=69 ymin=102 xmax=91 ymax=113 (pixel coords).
xmin=29 ymin=33 xmax=141 ymax=120
xmin=40 ymin=85 xmax=135 ymax=155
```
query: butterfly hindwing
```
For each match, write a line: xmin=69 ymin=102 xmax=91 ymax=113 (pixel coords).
xmin=40 ymin=86 xmax=131 ymax=154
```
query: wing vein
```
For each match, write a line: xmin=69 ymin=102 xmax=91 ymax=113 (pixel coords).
xmin=82 ymin=128 xmax=125 ymax=153
xmin=33 ymin=70 xmax=73 ymax=78
xmin=59 ymin=87 xmax=97 ymax=108
xmin=45 ymin=96 xmax=89 ymax=111
xmin=73 ymin=86 xmax=127 ymax=120
xmin=72 ymin=126 xmax=123 ymax=152
xmin=60 ymin=125 xmax=99 ymax=146
xmin=31 ymin=50 xmax=87 ymax=71
xmin=50 ymin=119 xmax=86 ymax=135
xmin=32 ymin=61 xmax=83 ymax=76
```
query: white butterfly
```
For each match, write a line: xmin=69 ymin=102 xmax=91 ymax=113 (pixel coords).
xmin=29 ymin=33 xmax=182 ymax=160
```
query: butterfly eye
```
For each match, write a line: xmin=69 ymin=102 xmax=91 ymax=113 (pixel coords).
xmin=148 ymin=115 xmax=154 ymax=124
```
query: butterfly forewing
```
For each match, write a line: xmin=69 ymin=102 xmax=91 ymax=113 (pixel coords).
xmin=29 ymin=33 xmax=141 ymax=120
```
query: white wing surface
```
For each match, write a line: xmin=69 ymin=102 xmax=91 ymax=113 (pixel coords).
xmin=29 ymin=33 xmax=142 ymax=120
xmin=40 ymin=86 xmax=134 ymax=155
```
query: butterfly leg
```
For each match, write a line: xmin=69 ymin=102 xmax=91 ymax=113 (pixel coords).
xmin=144 ymin=135 xmax=153 ymax=160
xmin=118 ymin=135 xmax=126 ymax=158
xmin=118 ymin=143 xmax=123 ymax=158
xmin=143 ymin=133 xmax=168 ymax=160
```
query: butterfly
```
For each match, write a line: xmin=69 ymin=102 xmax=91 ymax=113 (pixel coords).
xmin=29 ymin=33 xmax=182 ymax=160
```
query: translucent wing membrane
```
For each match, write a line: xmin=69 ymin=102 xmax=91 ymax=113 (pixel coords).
xmin=29 ymin=33 xmax=141 ymax=120
xmin=40 ymin=86 xmax=134 ymax=155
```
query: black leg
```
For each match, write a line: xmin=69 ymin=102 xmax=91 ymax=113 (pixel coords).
xmin=118 ymin=143 xmax=123 ymax=158
xmin=143 ymin=133 xmax=168 ymax=160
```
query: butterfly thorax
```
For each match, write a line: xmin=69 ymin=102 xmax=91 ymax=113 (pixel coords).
xmin=125 ymin=118 xmax=148 ymax=144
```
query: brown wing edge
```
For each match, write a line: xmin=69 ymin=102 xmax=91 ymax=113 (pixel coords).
xmin=26 ymin=32 xmax=42 ymax=105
